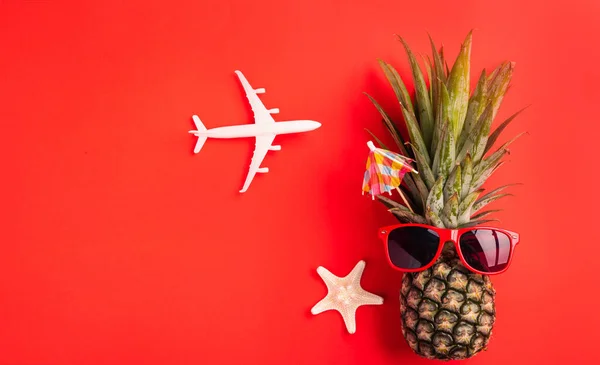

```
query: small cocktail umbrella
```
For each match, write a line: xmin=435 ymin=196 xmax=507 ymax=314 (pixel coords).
xmin=362 ymin=140 xmax=418 ymax=212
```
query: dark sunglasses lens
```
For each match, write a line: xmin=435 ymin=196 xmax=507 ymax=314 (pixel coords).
xmin=387 ymin=227 xmax=440 ymax=269
xmin=459 ymin=229 xmax=511 ymax=273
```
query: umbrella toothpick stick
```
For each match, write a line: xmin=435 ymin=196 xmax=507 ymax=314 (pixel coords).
xmin=395 ymin=187 xmax=414 ymax=213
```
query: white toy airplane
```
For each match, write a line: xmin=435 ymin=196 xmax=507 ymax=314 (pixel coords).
xmin=189 ymin=70 xmax=322 ymax=193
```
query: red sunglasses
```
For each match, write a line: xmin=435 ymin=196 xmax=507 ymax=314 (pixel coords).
xmin=378 ymin=223 xmax=520 ymax=275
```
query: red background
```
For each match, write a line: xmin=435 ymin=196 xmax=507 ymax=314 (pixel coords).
xmin=1 ymin=1 xmax=599 ymax=364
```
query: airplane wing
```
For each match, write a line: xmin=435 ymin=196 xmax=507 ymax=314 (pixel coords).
xmin=239 ymin=134 xmax=277 ymax=193
xmin=234 ymin=70 xmax=277 ymax=124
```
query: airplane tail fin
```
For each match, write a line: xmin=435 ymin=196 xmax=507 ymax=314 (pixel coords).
xmin=189 ymin=115 xmax=208 ymax=153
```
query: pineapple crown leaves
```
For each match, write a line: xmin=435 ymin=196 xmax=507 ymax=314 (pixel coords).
xmin=366 ymin=31 xmax=528 ymax=228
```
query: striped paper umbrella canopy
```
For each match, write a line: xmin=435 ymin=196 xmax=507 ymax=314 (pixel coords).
xmin=362 ymin=141 xmax=418 ymax=199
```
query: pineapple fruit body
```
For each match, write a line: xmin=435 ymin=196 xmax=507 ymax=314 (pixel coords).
xmin=400 ymin=244 xmax=495 ymax=360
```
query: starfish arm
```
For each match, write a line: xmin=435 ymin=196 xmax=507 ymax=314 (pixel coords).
xmin=355 ymin=289 xmax=384 ymax=305
xmin=340 ymin=304 xmax=358 ymax=334
xmin=311 ymin=296 xmax=334 ymax=315
xmin=316 ymin=266 xmax=342 ymax=290
xmin=347 ymin=260 xmax=366 ymax=282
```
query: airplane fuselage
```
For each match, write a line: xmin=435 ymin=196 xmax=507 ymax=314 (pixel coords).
xmin=202 ymin=120 xmax=321 ymax=138
xmin=189 ymin=70 xmax=322 ymax=193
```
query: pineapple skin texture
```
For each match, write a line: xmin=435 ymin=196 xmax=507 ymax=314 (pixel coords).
xmin=399 ymin=244 xmax=496 ymax=360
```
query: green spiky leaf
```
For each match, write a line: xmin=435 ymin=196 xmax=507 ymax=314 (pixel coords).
xmin=377 ymin=195 xmax=427 ymax=224
xmin=408 ymin=143 xmax=435 ymax=190
xmin=377 ymin=59 xmax=415 ymax=115
xmin=475 ymin=134 xmax=525 ymax=192
xmin=427 ymin=34 xmax=446 ymax=118
xmin=377 ymin=194 xmax=407 ymax=210
xmin=486 ymin=61 xmax=514 ymax=121
xmin=441 ymin=193 xmax=459 ymax=228
xmin=402 ymin=173 xmax=422 ymax=210
xmin=457 ymin=189 xmax=483 ymax=225
xmin=446 ymin=31 xmax=472 ymax=139
xmin=476 ymin=184 xmax=520 ymax=205
xmin=389 ymin=207 xmax=429 ymax=224
xmin=426 ymin=208 xmax=445 ymax=228
xmin=487 ymin=63 xmax=502 ymax=83
xmin=424 ymin=56 xmax=434 ymax=106
xmin=474 ymin=149 xmax=509 ymax=180
xmin=411 ymin=172 xmax=429 ymax=214
xmin=364 ymin=93 xmax=411 ymax=158
xmin=442 ymin=47 xmax=450 ymax=78
xmin=457 ymin=101 xmax=493 ymax=164
xmin=438 ymin=121 xmax=456 ymax=179
xmin=398 ymin=36 xmax=435 ymax=149
xmin=426 ymin=176 xmax=445 ymax=222
xmin=431 ymin=81 xmax=450 ymax=158
xmin=432 ymin=125 xmax=446 ymax=178
xmin=473 ymin=130 xmax=527 ymax=179
xmin=479 ymin=186 xmax=515 ymax=201
xmin=400 ymin=104 xmax=431 ymax=165
xmin=462 ymin=62 xmax=514 ymax=163
xmin=428 ymin=34 xmax=447 ymax=85
xmin=472 ymin=193 xmax=513 ymax=214
xmin=484 ymin=105 xmax=530 ymax=155
xmin=460 ymin=153 xmax=473 ymax=200
xmin=471 ymin=209 xmax=502 ymax=220
xmin=471 ymin=162 xmax=504 ymax=192
xmin=460 ymin=69 xmax=487 ymax=146
xmin=364 ymin=129 xmax=389 ymax=150
xmin=444 ymin=164 xmax=461 ymax=202
xmin=432 ymin=115 xmax=455 ymax=180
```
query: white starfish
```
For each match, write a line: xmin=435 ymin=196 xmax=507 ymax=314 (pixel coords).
xmin=311 ymin=260 xmax=384 ymax=334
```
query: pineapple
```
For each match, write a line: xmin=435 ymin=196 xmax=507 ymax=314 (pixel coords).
xmin=366 ymin=31 xmax=525 ymax=360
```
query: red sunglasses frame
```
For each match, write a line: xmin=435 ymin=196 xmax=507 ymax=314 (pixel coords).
xmin=378 ymin=223 xmax=520 ymax=275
